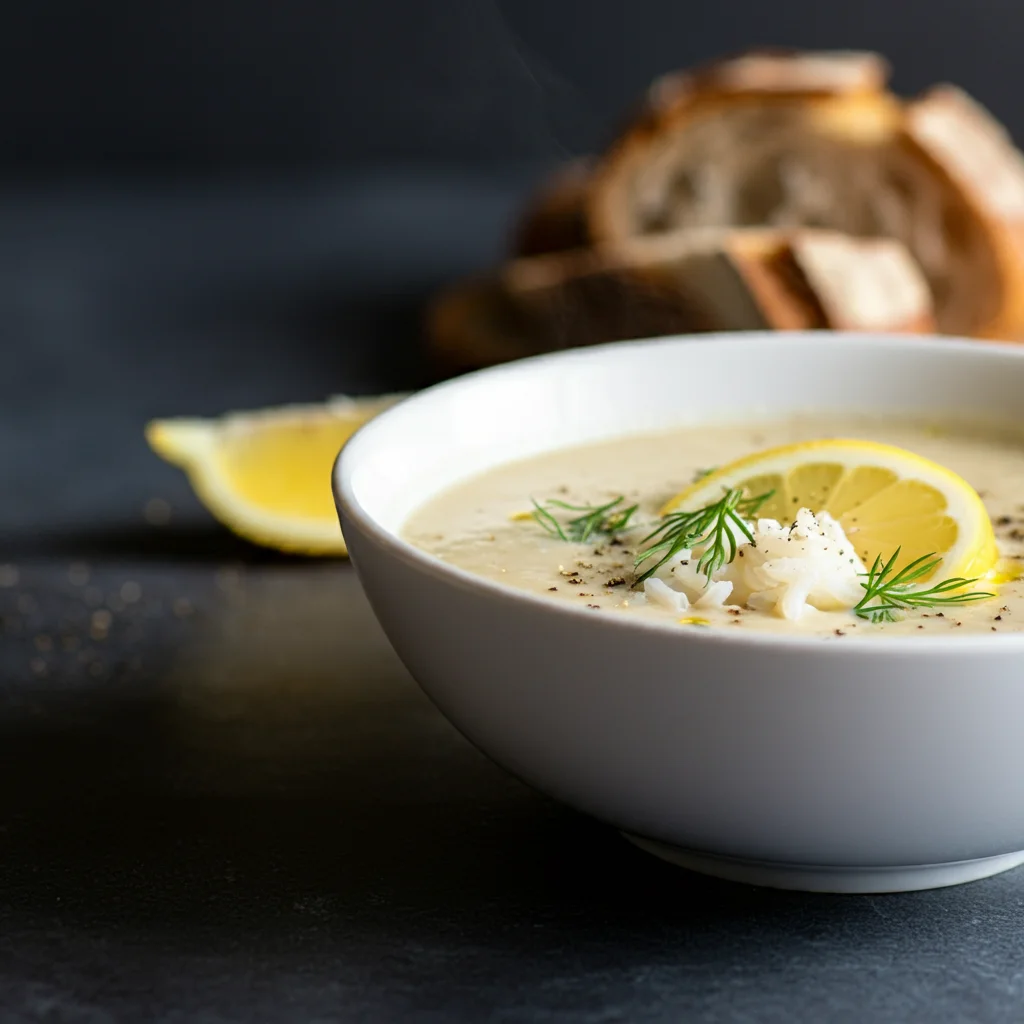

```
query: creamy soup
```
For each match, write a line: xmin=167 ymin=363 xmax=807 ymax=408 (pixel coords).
xmin=403 ymin=416 xmax=1024 ymax=638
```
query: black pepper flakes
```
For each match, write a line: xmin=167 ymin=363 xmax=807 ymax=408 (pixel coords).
xmin=548 ymin=587 xmax=558 ymax=592
xmin=605 ymin=577 xmax=626 ymax=587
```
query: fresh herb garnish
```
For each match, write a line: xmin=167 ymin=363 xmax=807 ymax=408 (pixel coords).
xmin=531 ymin=496 xmax=639 ymax=543
xmin=633 ymin=487 xmax=774 ymax=586
xmin=854 ymin=548 xmax=994 ymax=623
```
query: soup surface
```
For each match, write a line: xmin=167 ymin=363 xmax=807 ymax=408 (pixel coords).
xmin=403 ymin=415 xmax=1024 ymax=637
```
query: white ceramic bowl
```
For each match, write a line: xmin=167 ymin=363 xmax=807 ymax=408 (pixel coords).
xmin=334 ymin=332 xmax=1024 ymax=893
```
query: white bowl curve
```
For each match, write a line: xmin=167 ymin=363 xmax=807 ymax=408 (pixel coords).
xmin=334 ymin=332 xmax=1024 ymax=892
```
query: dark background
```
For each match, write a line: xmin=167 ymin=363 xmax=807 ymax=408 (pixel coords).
xmin=3 ymin=0 xmax=1023 ymax=172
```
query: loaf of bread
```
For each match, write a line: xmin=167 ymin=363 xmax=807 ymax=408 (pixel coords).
xmin=430 ymin=49 xmax=1024 ymax=371
xmin=429 ymin=229 xmax=933 ymax=372
xmin=584 ymin=50 xmax=1024 ymax=339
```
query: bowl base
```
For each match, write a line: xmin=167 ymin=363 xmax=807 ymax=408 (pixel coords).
xmin=622 ymin=834 xmax=1024 ymax=893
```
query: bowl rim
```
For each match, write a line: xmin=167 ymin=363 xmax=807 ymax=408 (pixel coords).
xmin=335 ymin=330 xmax=1024 ymax=654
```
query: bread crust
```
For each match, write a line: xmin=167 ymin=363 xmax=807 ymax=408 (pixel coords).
xmin=512 ymin=158 xmax=593 ymax=257
xmin=427 ymin=228 xmax=934 ymax=371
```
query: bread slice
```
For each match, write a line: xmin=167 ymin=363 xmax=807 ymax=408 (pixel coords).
xmin=512 ymin=52 xmax=887 ymax=258
xmin=584 ymin=50 xmax=1024 ymax=338
xmin=587 ymin=50 xmax=897 ymax=240
xmin=427 ymin=229 xmax=934 ymax=372
xmin=787 ymin=232 xmax=933 ymax=332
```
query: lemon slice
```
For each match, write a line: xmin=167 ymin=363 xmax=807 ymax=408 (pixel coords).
xmin=146 ymin=394 xmax=405 ymax=555
xmin=664 ymin=439 xmax=998 ymax=583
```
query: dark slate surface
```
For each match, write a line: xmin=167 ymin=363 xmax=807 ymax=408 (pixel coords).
xmin=2 ymin=175 xmax=1023 ymax=1024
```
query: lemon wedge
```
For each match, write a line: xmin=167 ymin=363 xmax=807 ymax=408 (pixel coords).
xmin=146 ymin=395 xmax=404 ymax=555
xmin=664 ymin=439 xmax=998 ymax=583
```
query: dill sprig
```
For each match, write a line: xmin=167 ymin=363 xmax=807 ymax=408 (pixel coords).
xmin=854 ymin=548 xmax=994 ymax=623
xmin=633 ymin=487 xmax=774 ymax=586
xmin=531 ymin=496 xmax=639 ymax=543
